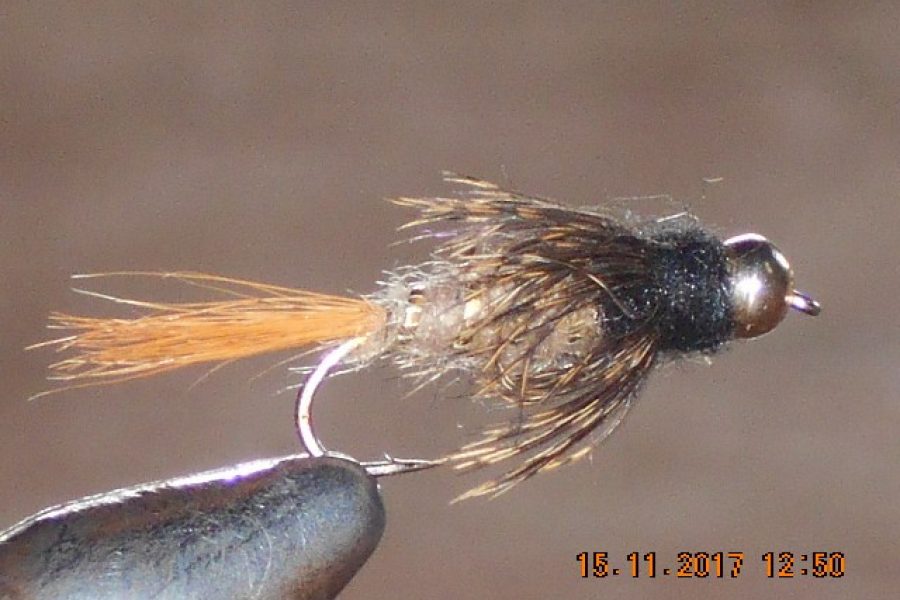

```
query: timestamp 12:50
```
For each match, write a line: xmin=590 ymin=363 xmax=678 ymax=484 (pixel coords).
xmin=576 ymin=551 xmax=845 ymax=579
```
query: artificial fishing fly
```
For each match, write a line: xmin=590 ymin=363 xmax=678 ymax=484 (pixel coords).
xmin=31 ymin=174 xmax=821 ymax=499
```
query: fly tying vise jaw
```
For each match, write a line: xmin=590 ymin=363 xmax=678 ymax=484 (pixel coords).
xmin=296 ymin=337 xmax=443 ymax=477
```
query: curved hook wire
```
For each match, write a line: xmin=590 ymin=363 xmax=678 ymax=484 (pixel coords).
xmin=295 ymin=338 xmax=441 ymax=477
xmin=787 ymin=289 xmax=821 ymax=316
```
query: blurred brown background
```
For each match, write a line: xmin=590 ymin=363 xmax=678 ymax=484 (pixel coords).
xmin=1 ymin=3 xmax=896 ymax=598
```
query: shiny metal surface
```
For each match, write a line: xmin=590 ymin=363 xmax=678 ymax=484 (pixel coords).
xmin=0 ymin=455 xmax=384 ymax=600
xmin=724 ymin=233 xmax=795 ymax=339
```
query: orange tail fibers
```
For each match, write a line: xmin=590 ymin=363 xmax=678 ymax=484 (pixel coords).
xmin=29 ymin=272 xmax=386 ymax=398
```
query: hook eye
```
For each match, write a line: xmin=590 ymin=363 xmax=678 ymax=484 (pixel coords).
xmin=787 ymin=290 xmax=821 ymax=316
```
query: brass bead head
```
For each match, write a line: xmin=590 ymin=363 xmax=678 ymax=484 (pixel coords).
xmin=724 ymin=233 xmax=821 ymax=339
